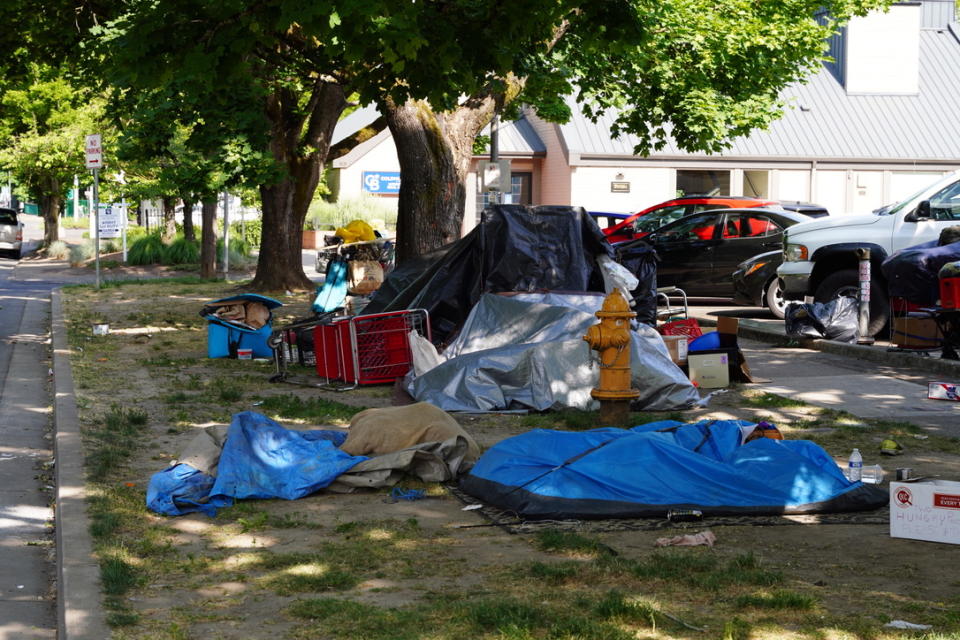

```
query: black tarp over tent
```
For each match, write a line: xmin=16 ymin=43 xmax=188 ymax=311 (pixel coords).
xmin=363 ymin=205 xmax=617 ymax=344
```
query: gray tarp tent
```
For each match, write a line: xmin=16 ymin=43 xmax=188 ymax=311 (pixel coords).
xmin=406 ymin=293 xmax=700 ymax=412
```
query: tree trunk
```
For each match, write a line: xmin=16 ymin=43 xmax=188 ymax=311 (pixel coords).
xmin=200 ymin=198 xmax=217 ymax=279
xmin=162 ymin=197 xmax=177 ymax=240
xmin=39 ymin=177 xmax=61 ymax=247
xmin=182 ymin=198 xmax=196 ymax=242
xmin=385 ymin=95 xmax=501 ymax=264
xmin=249 ymin=81 xmax=346 ymax=292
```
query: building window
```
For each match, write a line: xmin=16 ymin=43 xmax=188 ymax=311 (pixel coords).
xmin=479 ymin=172 xmax=532 ymax=208
xmin=677 ymin=170 xmax=730 ymax=196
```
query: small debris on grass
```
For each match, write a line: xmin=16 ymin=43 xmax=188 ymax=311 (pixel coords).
xmin=655 ymin=530 xmax=716 ymax=547
xmin=885 ymin=620 xmax=932 ymax=630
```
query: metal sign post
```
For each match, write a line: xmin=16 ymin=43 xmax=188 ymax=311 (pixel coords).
xmin=221 ymin=192 xmax=230 ymax=280
xmin=85 ymin=134 xmax=103 ymax=288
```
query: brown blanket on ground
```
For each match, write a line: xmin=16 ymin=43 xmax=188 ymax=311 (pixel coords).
xmin=340 ymin=402 xmax=480 ymax=461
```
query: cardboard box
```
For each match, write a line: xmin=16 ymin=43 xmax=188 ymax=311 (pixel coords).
xmin=892 ymin=316 xmax=942 ymax=349
xmin=928 ymin=382 xmax=960 ymax=401
xmin=890 ymin=480 xmax=960 ymax=544
xmin=687 ymin=351 xmax=729 ymax=388
xmin=662 ymin=335 xmax=688 ymax=365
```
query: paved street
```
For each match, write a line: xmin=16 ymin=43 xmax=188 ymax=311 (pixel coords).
xmin=0 ymin=254 xmax=57 ymax=639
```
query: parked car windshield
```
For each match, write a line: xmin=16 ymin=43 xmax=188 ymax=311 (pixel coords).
xmin=875 ymin=173 xmax=960 ymax=217
xmin=0 ymin=210 xmax=17 ymax=225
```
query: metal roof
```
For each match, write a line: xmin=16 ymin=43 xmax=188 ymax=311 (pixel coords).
xmin=559 ymin=25 xmax=960 ymax=162
xmin=476 ymin=116 xmax=546 ymax=156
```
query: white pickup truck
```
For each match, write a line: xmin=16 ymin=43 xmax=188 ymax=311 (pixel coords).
xmin=777 ymin=170 xmax=960 ymax=335
xmin=0 ymin=208 xmax=23 ymax=259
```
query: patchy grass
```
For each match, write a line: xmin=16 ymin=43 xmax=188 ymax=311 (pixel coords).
xmin=256 ymin=392 xmax=362 ymax=423
xmin=742 ymin=391 xmax=810 ymax=408
xmin=61 ymin=279 xmax=960 ymax=640
xmin=734 ymin=590 xmax=817 ymax=610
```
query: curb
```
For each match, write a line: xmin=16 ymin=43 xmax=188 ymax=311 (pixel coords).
xmin=51 ymin=288 xmax=110 ymax=639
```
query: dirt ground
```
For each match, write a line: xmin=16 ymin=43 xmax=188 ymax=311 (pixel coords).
xmin=54 ymin=270 xmax=960 ymax=640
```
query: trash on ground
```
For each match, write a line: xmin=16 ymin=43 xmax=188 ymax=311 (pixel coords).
xmin=884 ymin=620 xmax=932 ymax=630
xmin=880 ymin=438 xmax=904 ymax=455
xmin=655 ymin=531 xmax=716 ymax=548
xmin=462 ymin=504 xmax=483 ymax=511
xmin=928 ymin=382 xmax=960 ymax=401
xmin=784 ymin=297 xmax=859 ymax=343
xmin=890 ymin=479 xmax=960 ymax=544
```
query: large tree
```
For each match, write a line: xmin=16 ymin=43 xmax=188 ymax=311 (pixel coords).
xmin=73 ymin=0 xmax=577 ymax=289
xmin=0 ymin=63 xmax=104 ymax=247
xmin=384 ymin=0 xmax=891 ymax=261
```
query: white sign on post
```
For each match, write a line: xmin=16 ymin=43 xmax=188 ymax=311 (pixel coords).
xmin=98 ymin=203 xmax=125 ymax=239
xmin=85 ymin=134 xmax=102 ymax=170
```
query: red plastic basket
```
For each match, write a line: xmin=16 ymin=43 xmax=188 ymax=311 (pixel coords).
xmin=658 ymin=317 xmax=703 ymax=339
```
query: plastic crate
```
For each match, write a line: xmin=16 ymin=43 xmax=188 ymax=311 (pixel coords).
xmin=658 ymin=317 xmax=703 ymax=339
xmin=314 ymin=309 xmax=430 ymax=387
xmin=940 ymin=277 xmax=960 ymax=309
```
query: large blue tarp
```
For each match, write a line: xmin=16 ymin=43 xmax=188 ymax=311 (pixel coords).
xmin=460 ymin=420 xmax=887 ymax=519
xmin=147 ymin=412 xmax=364 ymax=516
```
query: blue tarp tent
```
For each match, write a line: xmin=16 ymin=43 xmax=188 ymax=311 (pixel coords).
xmin=460 ymin=420 xmax=887 ymax=519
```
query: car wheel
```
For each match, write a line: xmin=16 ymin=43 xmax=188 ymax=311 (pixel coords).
xmin=764 ymin=278 xmax=787 ymax=319
xmin=813 ymin=268 xmax=889 ymax=337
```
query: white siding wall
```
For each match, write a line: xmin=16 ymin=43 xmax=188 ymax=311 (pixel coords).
xmin=814 ymin=170 xmax=848 ymax=216
xmin=773 ymin=170 xmax=811 ymax=202
xmin=336 ymin=136 xmax=400 ymax=213
xmin=569 ymin=166 xmax=675 ymax=212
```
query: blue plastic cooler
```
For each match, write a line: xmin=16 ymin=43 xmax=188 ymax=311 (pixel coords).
xmin=203 ymin=294 xmax=283 ymax=358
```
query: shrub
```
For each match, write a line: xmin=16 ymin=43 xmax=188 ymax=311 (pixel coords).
xmin=127 ymin=234 xmax=165 ymax=265
xmin=46 ymin=240 xmax=69 ymax=260
xmin=231 ymin=219 xmax=262 ymax=248
xmin=69 ymin=240 xmax=96 ymax=267
xmin=163 ymin=236 xmax=200 ymax=265
xmin=306 ymin=195 xmax=396 ymax=232
xmin=101 ymin=239 xmax=121 ymax=254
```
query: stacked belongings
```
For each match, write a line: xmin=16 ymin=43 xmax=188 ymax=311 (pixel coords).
xmin=882 ymin=226 xmax=960 ymax=309
xmin=202 ymin=294 xmax=283 ymax=358
xmin=362 ymin=205 xmax=695 ymax=412
xmin=362 ymin=205 xmax=623 ymax=345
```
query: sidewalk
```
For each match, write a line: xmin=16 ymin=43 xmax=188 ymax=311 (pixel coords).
xmin=688 ymin=308 xmax=960 ymax=435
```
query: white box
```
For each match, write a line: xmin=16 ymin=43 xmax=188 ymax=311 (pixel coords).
xmin=687 ymin=352 xmax=729 ymax=389
xmin=890 ymin=480 xmax=960 ymax=545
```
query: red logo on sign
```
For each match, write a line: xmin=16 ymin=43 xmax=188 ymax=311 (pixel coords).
xmin=933 ymin=493 xmax=960 ymax=509
xmin=894 ymin=487 xmax=913 ymax=508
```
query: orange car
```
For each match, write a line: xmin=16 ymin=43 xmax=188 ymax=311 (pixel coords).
xmin=602 ymin=195 xmax=777 ymax=244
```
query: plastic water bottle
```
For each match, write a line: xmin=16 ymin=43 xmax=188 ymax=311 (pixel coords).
xmin=848 ymin=448 xmax=863 ymax=482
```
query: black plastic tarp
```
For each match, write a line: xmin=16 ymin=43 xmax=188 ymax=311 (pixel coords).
xmin=615 ymin=242 xmax=658 ymax=325
xmin=363 ymin=205 xmax=615 ymax=344
xmin=881 ymin=239 xmax=960 ymax=305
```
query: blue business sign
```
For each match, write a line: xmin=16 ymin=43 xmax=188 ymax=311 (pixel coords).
xmin=362 ymin=171 xmax=401 ymax=194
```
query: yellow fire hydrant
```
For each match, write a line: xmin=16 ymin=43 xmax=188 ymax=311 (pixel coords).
xmin=583 ymin=288 xmax=639 ymax=426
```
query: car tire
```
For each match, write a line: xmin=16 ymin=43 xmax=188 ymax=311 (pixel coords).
xmin=764 ymin=278 xmax=787 ymax=319
xmin=813 ymin=268 xmax=889 ymax=337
